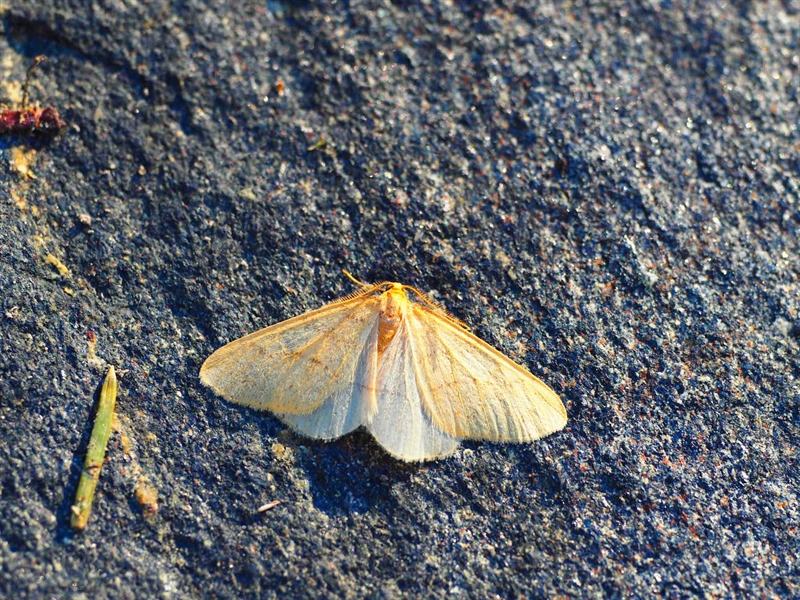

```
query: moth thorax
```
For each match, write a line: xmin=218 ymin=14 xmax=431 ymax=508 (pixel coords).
xmin=377 ymin=287 xmax=406 ymax=355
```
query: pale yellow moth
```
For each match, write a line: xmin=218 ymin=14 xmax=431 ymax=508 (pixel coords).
xmin=200 ymin=273 xmax=567 ymax=461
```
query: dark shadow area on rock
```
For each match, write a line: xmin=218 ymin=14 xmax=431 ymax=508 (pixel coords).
xmin=294 ymin=429 xmax=422 ymax=517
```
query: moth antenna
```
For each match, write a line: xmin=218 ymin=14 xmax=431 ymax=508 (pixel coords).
xmin=404 ymin=286 xmax=471 ymax=331
xmin=342 ymin=270 xmax=371 ymax=289
xmin=22 ymin=55 xmax=46 ymax=109
xmin=327 ymin=284 xmax=384 ymax=305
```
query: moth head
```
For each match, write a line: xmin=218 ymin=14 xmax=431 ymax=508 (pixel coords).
xmin=380 ymin=283 xmax=409 ymax=325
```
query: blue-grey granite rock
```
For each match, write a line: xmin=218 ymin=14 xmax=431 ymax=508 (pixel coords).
xmin=1 ymin=1 xmax=798 ymax=598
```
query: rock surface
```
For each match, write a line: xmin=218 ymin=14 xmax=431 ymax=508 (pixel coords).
xmin=1 ymin=1 xmax=798 ymax=598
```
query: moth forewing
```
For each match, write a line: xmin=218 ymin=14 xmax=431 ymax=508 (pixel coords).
xmin=407 ymin=303 xmax=567 ymax=442
xmin=275 ymin=315 xmax=381 ymax=439
xmin=199 ymin=295 xmax=382 ymax=416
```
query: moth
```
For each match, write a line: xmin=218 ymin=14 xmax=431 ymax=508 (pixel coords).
xmin=200 ymin=273 xmax=567 ymax=461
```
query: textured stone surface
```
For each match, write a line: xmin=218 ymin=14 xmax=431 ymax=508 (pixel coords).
xmin=1 ymin=1 xmax=798 ymax=598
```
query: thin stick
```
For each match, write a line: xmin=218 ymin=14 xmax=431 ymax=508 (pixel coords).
xmin=71 ymin=366 xmax=118 ymax=530
xmin=21 ymin=56 xmax=46 ymax=109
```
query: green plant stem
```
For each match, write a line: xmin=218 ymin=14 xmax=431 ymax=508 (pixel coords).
xmin=71 ymin=366 xmax=117 ymax=530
